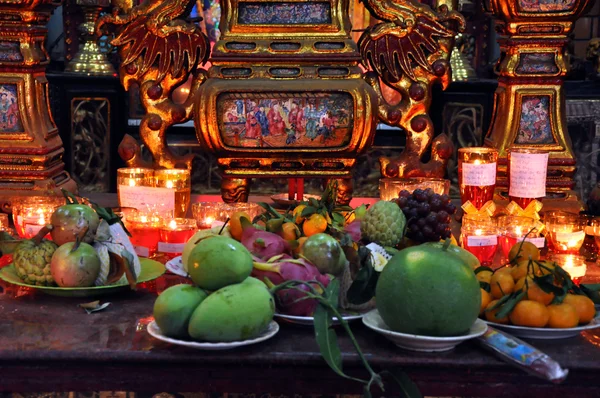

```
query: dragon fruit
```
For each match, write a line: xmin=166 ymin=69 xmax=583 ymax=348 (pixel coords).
xmin=241 ymin=220 xmax=291 ymax=260
xmin=252 ymin=254 xmax=330 ymax=316
xmin=344 ymin=220 xmax=362 ymax=243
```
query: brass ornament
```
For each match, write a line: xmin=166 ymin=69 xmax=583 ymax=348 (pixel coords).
xmin=484 ymin=0 xmax=593 ymax=192
xmin=65 ymin=0 xmax=116 ymax=76
xmin=359 ymin=0 xmax=465 ymax=179
xmin=96 ymin=0 xmax=210 ymax=170
xmin=0 ymin=0 xmax=76 ymax=212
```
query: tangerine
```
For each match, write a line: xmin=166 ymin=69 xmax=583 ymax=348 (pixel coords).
xmin=294 ymin=236 xmax=308 ymax=255
xmin=508 ymin=241 xmax=540 ymax=264
xmin=563 ymin=294 xmax=596 ymax=324
xmin=480 ymin=288 xmax=492 ymax=315
xmin=514 ymin=276 xmax=555 ymax=306
xmin=485 ymin=300 xmax=509 ymax=324
xmin=509 ymin=300 xmax=549 ymax=328
xmin=533 ymin=260 xmax=555 ymax=276
xmin=476 ymin=270 xmax=493 ymax=284
xmin=281 ymin=222 xmax=301 ymax=241
xmin=229 ymin=211 xmax=251 ymax=241
xmin=511 ymin=260 xmax=532 ymax=281
xmin=293 ymin=205 xmax=307 ymax=224
xmin=547 ymin=303 xmax=579 ymax=329
xmin=490 ymin=271 xmax=515 ymax=299
xmin=303 ymin=213 xmax=328 ymax=237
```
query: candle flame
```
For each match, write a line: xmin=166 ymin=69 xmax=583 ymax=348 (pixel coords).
xmin=129 ymin=180 xmax=136 ymax=187
xmin=205 ymin=216 xmax=214 ymax=225
xmin=38 ymin=214 xmax=45 ymax=226
xmin=169 ymin=219 xmax=177 ymax=230
xmin=515 ymin=226 xmax=522 ymax=236
xmin=141 ymin=215 xmax=148 ymax=223
xmin=166 ymin=180 xmax=174 ymax=189
xmin=474 ymin=159 xmax=482 ymax=165
xmin=475 ymin=229 xmax=483 ymax=236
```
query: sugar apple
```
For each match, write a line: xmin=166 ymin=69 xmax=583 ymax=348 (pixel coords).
xmin=360 ymin=201 xmax=406 ymax=247
xmin=13 ymin=238 xmax=58 ymax=286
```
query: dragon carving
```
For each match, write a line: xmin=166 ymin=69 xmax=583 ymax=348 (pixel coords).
xmin=359 ymin=0 xmax=465 ymax=178
xmin=96 ymin=0 xmax=210 ymax=169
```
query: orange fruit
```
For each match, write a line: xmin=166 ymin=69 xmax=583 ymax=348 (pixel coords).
xmin=293 ymin=205 xmax=307 ymax=224
xmin=563 ymin=294 xmax=596 ymax=324
xmin=229 ymin=211 xmax=251 ymax=241
xmin=281 ymin=222 xmax=300 ymax=241
xmin=476 ymin=270 xmax=493 ymax=284
xmin=547 ymin=303 xmax=579 ymax=328
xmin=508 ymin=241 xmax=540 ymax=264
xmin=514 ymin=276 xmax=555 ymax=305
xmin=533 ymin=260 xmax=555 ymax=276
xmin=511 ymin=260 xmax=532 ymax=281
xmin=294 ymin=236 xmax=308 ymax=255
xmin=490 ymin=271 xmax=515 ymax=299
xmin=302 ymin=213 xmax=328 ymax=237
xmin=509 ymin=300 xmax=549 ymax=328
xmin=480 ymin=288 xmax=492 ymax=315
xmin=485 ymin=299 xmax=509 ymax=324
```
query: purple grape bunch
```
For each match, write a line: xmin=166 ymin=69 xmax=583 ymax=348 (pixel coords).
xmin=395 ymin=188 xmax=456 ymax=243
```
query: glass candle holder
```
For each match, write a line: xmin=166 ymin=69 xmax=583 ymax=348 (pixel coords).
xmin=112 ymin=207 xmax=138 ymax=225
xmin=225 ymin=202 xmax=264 ymax=222
xmin=379 ymin=178 xmax=450 ymax=201
xmin=461 ymin=218 xmax=498 ymax=267
xmin=550 ymin=254 xmax=587 ymax=285
xmin=544 ymin=211 xmax=585 ymax=254
xmin=154 ymin=169 xmax=191 ymax=218
xmin=158 ymin=218 xmax=197 ymax=259
xmin=12 ymin=196 xmax=65 ymax=238
xmin=126 ymin=213 xmax=162 ymax=258
xmin=586 ymin=217 xmax=600 ymax=261
xmin=117 ymin=167 xmax=155 ymax=209
xmin=497 ymin=215 xmax=545 ymax=260
xmin=458 ymin=147 xmax=498 ymax=210
xmin=508 ymin=148 xmax=549 ymax=209
xmin=192 ymin=202 xmax=231 ymax=229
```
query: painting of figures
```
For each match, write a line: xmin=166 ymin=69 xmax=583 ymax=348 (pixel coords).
xmin=0 ymin=42 xmax=23 ymax=62
xmin=238 ymin=2 xmax=331 ymax=25
xmin=217 ymin=92 xmax=354 ymax=148
xmin=0 ymin=84 xmax=23 ymax=133
xmin=519 ymin=0 xmax=576 ymax=12
xmin=515 ymin=96 xmax=554 ymax=145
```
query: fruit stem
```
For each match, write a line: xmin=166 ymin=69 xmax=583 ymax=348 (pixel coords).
xmin=32 ymin=225 xmax=52 ymax=245
xmin=218 ymin=218 xmax=230 ymax=235
xmin=442 ymin=238 xmax=451 ymax=251
xmin=71 ymin=236 xmax=82 ymax=253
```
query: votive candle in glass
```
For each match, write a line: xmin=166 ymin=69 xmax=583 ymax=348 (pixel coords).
xmin=550 ymin=254 xmax=587 ymax=285
xmin=117 ymin=167 xmax=155 ymax=209
xmin=126 ymin=213 xmax=162 ymax=258
xmin=158 ymin=218 xmax=197 ymax=259
xmin=225 ymin=202 xmax=264 ymax=222
xmin=508 ymin=148 xmax=549 ymax=209
xmin=544 ymin=211 xmax=585 ymax=254
xmin=192 ymin=202 xmax=230 ymax=229
xmin=154 ymin=169 xmax=191 ymax=218
xmin=461 ymin=218 xmax=498 ymax=268
xmin=497 ymin=215 xmax=545 ymax=260
xmin=12 ymin=196 xmax=65 ymax=238
xmin=458 ymin=147 xmax=498 ymax=210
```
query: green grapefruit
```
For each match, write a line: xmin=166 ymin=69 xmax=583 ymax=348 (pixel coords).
xmin=375 ymin=243 xmax=481 ymax=336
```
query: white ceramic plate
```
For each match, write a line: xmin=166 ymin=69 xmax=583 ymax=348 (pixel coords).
xmin=147 ymin=320 xmax=279 ymax=350
xmin=362 ymin=310 xmax=488 ymax=352
xmin=165 ymin=256 xmax=190 ymax=278
xmin=485 ymin=313 xmax=600 ymax=339
xmin=274 ymin=311 xmax=366 ymax=326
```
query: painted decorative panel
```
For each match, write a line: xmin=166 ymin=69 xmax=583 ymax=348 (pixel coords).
xmin=516 ymin=53 xmax=559 ymax=74
xmin=0 ymin=42 xmax=23 ymax=62
xmin=518 ymin=0 xmax=577 ymax=12
xmin=237 ymin=2 xmax=332 ymax=25
xmin=0 ymin=84 xmax=23 ymax=133
xmin=217 ymin=92 xmax=354 ymax=148
xmin=515 ymin=96 xmax=554 ymax=144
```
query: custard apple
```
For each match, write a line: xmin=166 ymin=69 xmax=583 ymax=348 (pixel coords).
xmin=360 ymin=201 xmax=406 ymax=247
xmin=13 ymin=238 xmax=58 ymax=286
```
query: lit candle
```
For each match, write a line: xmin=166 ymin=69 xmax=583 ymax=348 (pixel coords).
xmin=497 ymin=215 xmax=545 ymax=260
xmin=544 ymin=211 xmax=585 ymax=254
xmin=158 ymin=218 xmax=197 ymax=259
xmin=126 ymin=213 xmax=162 ymax=258
xmin=117 ymin=167 xmax=155 ymax=212
xmin=192 ymin=202 xmax=230 ymax=229
xmin=552 ymin=254 xmax=587 ymax=285
xmin=458 ymin=147 xmax=498 ymax=210
xmin=461 ymin=220 xmax=498 ymax=267
xmin=11 ymin=196 xmax=65 ymax=239
xmin=154 ymin=169 xmax=191 ymax=218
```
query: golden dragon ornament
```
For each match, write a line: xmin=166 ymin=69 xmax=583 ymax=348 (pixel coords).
xmin=96 ymin=0 xmax=210 ymax=169
xmin=359 ymin=0 xmax=465 ymax=178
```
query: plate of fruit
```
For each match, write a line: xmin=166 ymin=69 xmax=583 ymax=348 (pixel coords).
xmin=479 ymin=242 xmax=600 ymax=339
xmin=0 ymin=192 xmax=165 ymax=297
xmin=274 ymin=310 xmax=366 ymax=326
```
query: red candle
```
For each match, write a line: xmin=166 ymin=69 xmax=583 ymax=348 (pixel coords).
xmin=158 ymin=218 xmax=197 ymax=259
xmin=127 ymin=214 xmax=162 ymax=258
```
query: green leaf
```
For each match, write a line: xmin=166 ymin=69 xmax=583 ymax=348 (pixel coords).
xmin=313 ymin=281 xmax=344 ymax=379
xmin=532 ymin=274 xmax=565 ymax=296
xmin=332 ymin=212 xmax=345 ymax=225
xmin=382 ymin=369 xmax=422 ymax=398
xmin=486 ymin=291 xmax=515 ymax=312
xmin=580 ymin=284 xmax=600 ymax=304
xmin=363 ymin=385 xmax=372 ymax=398
xmin=479 ymin=281 xmax=491 ymax=292
xmin=301 ymin=206 xmax=317 ymax=218
xmin=496 ymin=290 xmax=526 ymax=319
xmin=309 ymin=198 xmax=320 ymax=208
xmin=347 ymin=262 xmax=378 ymax=305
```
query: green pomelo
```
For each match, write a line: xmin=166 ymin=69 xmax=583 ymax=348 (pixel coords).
xmin=375 ymin=244 xmax=481 ymax=337
xmin=188 ymin=277 xmax=275 ymax=342
xmin=153 ymin=284 xmax=208 ymax=338
xmin=187 ymin=236 xmax=253 ymax=291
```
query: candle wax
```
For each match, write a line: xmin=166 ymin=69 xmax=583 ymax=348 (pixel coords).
xmin=129 ymin=225 xmax=160 ymax=257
